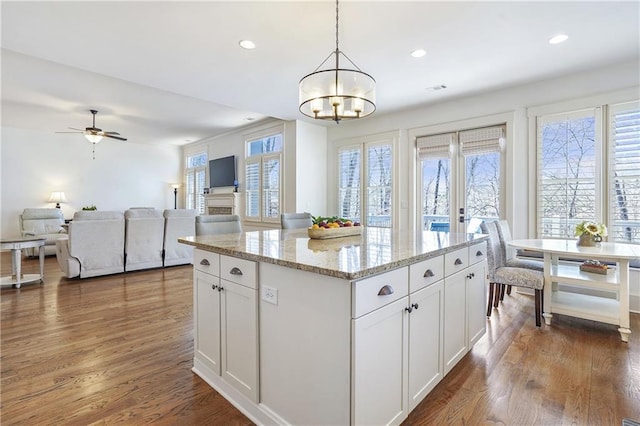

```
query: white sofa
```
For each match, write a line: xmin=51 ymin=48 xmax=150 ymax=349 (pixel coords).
xmin=163 ymin=209 xmax=197 ymax=267
xmin=55 ymin=209 xmax=200 ymax=278
xmin=55 ymin=211 xmax=125 ymax=278
xmin=125 ymin=208 xmax=164 ymax=272
xmin=19 ymin=208 xmax=67 ymax=256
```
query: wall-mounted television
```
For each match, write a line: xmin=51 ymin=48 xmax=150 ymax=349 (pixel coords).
xmin=209 ymin=155 xmax=236 ymax=188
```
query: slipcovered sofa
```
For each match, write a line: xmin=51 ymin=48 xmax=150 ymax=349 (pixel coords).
xmin=55 ymin=209 xmax=198 ymax=278
xmin=19 ymin=208 xmax=67 ymax=256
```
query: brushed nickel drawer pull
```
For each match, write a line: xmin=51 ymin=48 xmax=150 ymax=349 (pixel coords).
xmin=454 ymin=258 xmax=463 ymax=265
xmin=229 ymin=267 xmax=243 ymax=276
xmin=423 ymin=269 xmax=435 ymax=278
xmin=377 ymin=285 xmax=394 ymax=296
xmin=200 ymin=259 xmax=210 ymax=266
xmin=476 ymin=250 xmax=484 ymax=257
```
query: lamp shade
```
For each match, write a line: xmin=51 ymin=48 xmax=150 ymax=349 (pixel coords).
xmin=48 ymin=191 xmax=67 ymax=208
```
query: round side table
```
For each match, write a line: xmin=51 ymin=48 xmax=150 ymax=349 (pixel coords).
xmin=0 ymin=236 xmax=46 ymax=288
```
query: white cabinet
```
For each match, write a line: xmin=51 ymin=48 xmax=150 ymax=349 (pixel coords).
xmin=408 ymin=280 xmax=444 ymax=410
xmin=352 ymin=297 xmax=409 ymax=426
xmin=467 ymin=262 xmax=487 ymax=348
xmin=443 ymin=269 xmax=468 ymax=374
xmin=193 ymin=249 xmax=259 ymax=403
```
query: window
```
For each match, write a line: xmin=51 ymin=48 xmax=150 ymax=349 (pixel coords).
xmin=185 ymin=152 xmax=207 ymax=214
xmin=536 ymin=100 xmax=640 ymax=244
xmin=338 ymin=140 xmax=393 ymax=227
xmin=609 ymin=102 xmax=640 ymax=243
xmin=245 ymin=132 xmax=282 ymax=222
xmin=417 ymin=125 xmax=504 ymax=232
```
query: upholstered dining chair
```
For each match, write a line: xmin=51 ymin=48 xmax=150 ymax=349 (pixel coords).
xmin=196 ymin=214 xmax=242 ymax=235
xmin=495 ymin=219 xmax=544 ymax=302
xmin=481 ymin=220 xmax=545 ymax=327
xmin=280 ymin=212 xmax=313 ymax=229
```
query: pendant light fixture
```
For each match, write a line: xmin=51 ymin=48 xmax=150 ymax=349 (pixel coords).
xmin=299 ymin=0 xmax=376 ymax=123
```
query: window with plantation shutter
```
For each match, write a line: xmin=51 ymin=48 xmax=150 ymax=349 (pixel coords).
xmin=245 ymin=132 xmax=282 ymax=223
xmin=338 ymin=146 xmax=361 ymax=222
xmin=337 ymin=139 xmax=393 ymax=227
xmin=185 ymin=152 xmax=207 ymax=213
xmin=609 ymin=101 xmax=640 ymax=244
xmin=537 ymin=109 xmax=597 ymax=238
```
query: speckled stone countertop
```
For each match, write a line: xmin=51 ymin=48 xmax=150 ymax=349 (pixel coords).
xmin=179 ymin=227 xmax=488 ymax=281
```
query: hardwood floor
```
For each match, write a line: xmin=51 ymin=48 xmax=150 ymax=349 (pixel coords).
xmin=2 ymin=254 xmax=639 ymax=425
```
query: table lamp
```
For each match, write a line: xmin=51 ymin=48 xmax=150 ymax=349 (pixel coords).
xmin=48 ymin=191 xmax=67 ymax=209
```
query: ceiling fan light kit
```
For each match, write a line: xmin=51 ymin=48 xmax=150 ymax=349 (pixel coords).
xmin=56 ymin=109 xmax=127 ymax=159
xmin=299 ymin=0 xmax=376 ymax=124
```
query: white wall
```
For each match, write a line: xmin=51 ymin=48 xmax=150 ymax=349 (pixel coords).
xmin=1 ymin=126 xmax=181 ymax=238
xmin=293 ymin=121 xmax=327 ymax=215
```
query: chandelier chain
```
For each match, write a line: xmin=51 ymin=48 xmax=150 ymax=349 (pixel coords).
xmin=335 ymin=0 xmax=339 ymax=53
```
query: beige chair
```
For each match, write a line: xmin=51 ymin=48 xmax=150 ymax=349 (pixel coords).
xmin=19 ymin=208 xmax=67 ymax=256
xmin=495 ymin=219 xmax=544 ymax=301
xmin=481 ymin=220 xmax=544 ymax=327
xmin=280 ymin=212 xmax=313 ymax=229
xmin=163 ymin=209 xmax=197 ymax=267
xmin=196 ymin=215 xmax=242 ymax=235
xmin=124 ymin=208 xmax=164 ymax=272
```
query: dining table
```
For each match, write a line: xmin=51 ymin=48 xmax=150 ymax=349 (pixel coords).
xmin=508 ymin=239 xmax=640 ymax=342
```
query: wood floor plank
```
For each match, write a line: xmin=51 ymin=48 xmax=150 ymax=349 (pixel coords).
xmin=2 ymin=254 xmax=639 ymax=425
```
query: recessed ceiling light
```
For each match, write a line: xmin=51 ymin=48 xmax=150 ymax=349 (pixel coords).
xmin=239 ymin=40 xmax=256 ymax=49
xmin=549 ymin=34 xmax=568 ymax=44
xmin=426 ymin=84 xmax=447 ymax=91
xmin=411 ymin=49 xmax=426 ymax=58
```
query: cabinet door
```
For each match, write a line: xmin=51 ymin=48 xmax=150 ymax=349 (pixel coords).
xmin=408 ymin=281 xmax=444 ymax=410
xmin=443 ymin=271 xmax=467 ymax=374
xmin=467 ymin=262 xmax=487 ymax=348
xmin=352 ymin=297 xmax=408 ymax=426
xmin=194 ymin=270 xmax=221 ymax=375
xmin=220 ymin=279 xmax=259 ymax=402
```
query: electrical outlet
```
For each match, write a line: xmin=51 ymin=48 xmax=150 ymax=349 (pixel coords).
xmin=261 ymin=285 xmax=278 ymax=305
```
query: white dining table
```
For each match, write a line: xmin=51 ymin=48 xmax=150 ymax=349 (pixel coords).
xmin=508 ymin=239 xmax=640 ymax=342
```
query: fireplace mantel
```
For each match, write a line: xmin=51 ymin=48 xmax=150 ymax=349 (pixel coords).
xmin=204 ymin=193 xmax=240 ymax=216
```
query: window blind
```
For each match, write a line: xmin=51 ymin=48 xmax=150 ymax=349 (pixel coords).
xmin=338 ymin=146 xmax=362 ymax=221
xmin=459 ymin=125 xmax=505 ymax=156
xmin=609 ymin=101 xmax=640 ymax=244
xmin=245 ymin=160 xmax=260 ymax=218
xmin=416 ymin=133 xmax=453 ymax=159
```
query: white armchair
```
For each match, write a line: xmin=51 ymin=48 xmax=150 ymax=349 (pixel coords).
xmin=163 ymin=209 xmax=197 ymax=267
xmin=125 ymin=208 xmax=164 ymax=272
xmin=196 ymin=214 xmax=242 ymax=235
xmin=19 ymin=208 xmax=66 ymax=256
xmin=55 ymin=211 xmax=125 ymax=278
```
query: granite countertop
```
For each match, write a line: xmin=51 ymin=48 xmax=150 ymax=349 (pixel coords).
xmin=179 ymin=227 xmax=488 ymax=280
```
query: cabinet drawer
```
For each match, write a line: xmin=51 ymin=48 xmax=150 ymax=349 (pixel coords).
xmin=468 ymin=242 xmax=487 ymax=265
xmin=352 ymin=267 xmax=408 ymax=318
xmin=444 ymin=247 xmax=468 ymax=277
xmin=194 ymin=249 xmax=220 ymax=276
xmin=220 ymin=255 xmax=257 ymax=289
xmin=409 ymin=256 xmax=444 ymax=293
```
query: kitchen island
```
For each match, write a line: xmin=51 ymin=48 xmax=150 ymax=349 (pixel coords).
xmin=179 ymin=227 xmax=488 ymax=425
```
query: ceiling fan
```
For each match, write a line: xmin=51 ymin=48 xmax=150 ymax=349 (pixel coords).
xmin=57 ymin=109 xmax=127 ymax=142
xmin=56 ymin=109 xmax=127 ymax=159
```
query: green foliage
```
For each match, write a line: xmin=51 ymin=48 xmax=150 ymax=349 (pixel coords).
xmin=82 ymin=205 xmax=97 ymax=211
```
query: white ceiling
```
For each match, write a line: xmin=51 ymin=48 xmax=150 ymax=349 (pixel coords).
xmin=2 ymin=1 xmax=639 ymax=147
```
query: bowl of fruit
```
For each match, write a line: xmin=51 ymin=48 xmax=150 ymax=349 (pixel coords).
xmin=308 ymin=216 xmax=363 ymax=239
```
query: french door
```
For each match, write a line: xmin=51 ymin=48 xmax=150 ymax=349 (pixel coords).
xmin=417 ymin=126 xmax=504 ymax=233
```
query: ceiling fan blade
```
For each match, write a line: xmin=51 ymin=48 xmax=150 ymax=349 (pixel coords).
xmin=68 ymin=127 xmax=84 ymax=131
xmin=103 ymin=131 xmax=121 ymax=135
xmin=56 ymin=131 xmax=83 ymax=134
xmin=104 ymin=134 xmax=127 ymax=141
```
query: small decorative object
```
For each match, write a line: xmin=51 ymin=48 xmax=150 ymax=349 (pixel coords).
xmin=575 ymin=221 xmax=607 ymax=246
xmin=308 ymin=215 xmax=363 ymax=239
xmin=82 ymin=205 xmax=97 ymax=211
xmin=580 ymin=260 xmax=608 ymax=275
xmin=234 ymin=180 xmax=239 ymax=193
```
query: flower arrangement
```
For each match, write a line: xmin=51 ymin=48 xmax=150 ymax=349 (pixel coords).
xmin=575 ymin=221 xmax=607 ymax=240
